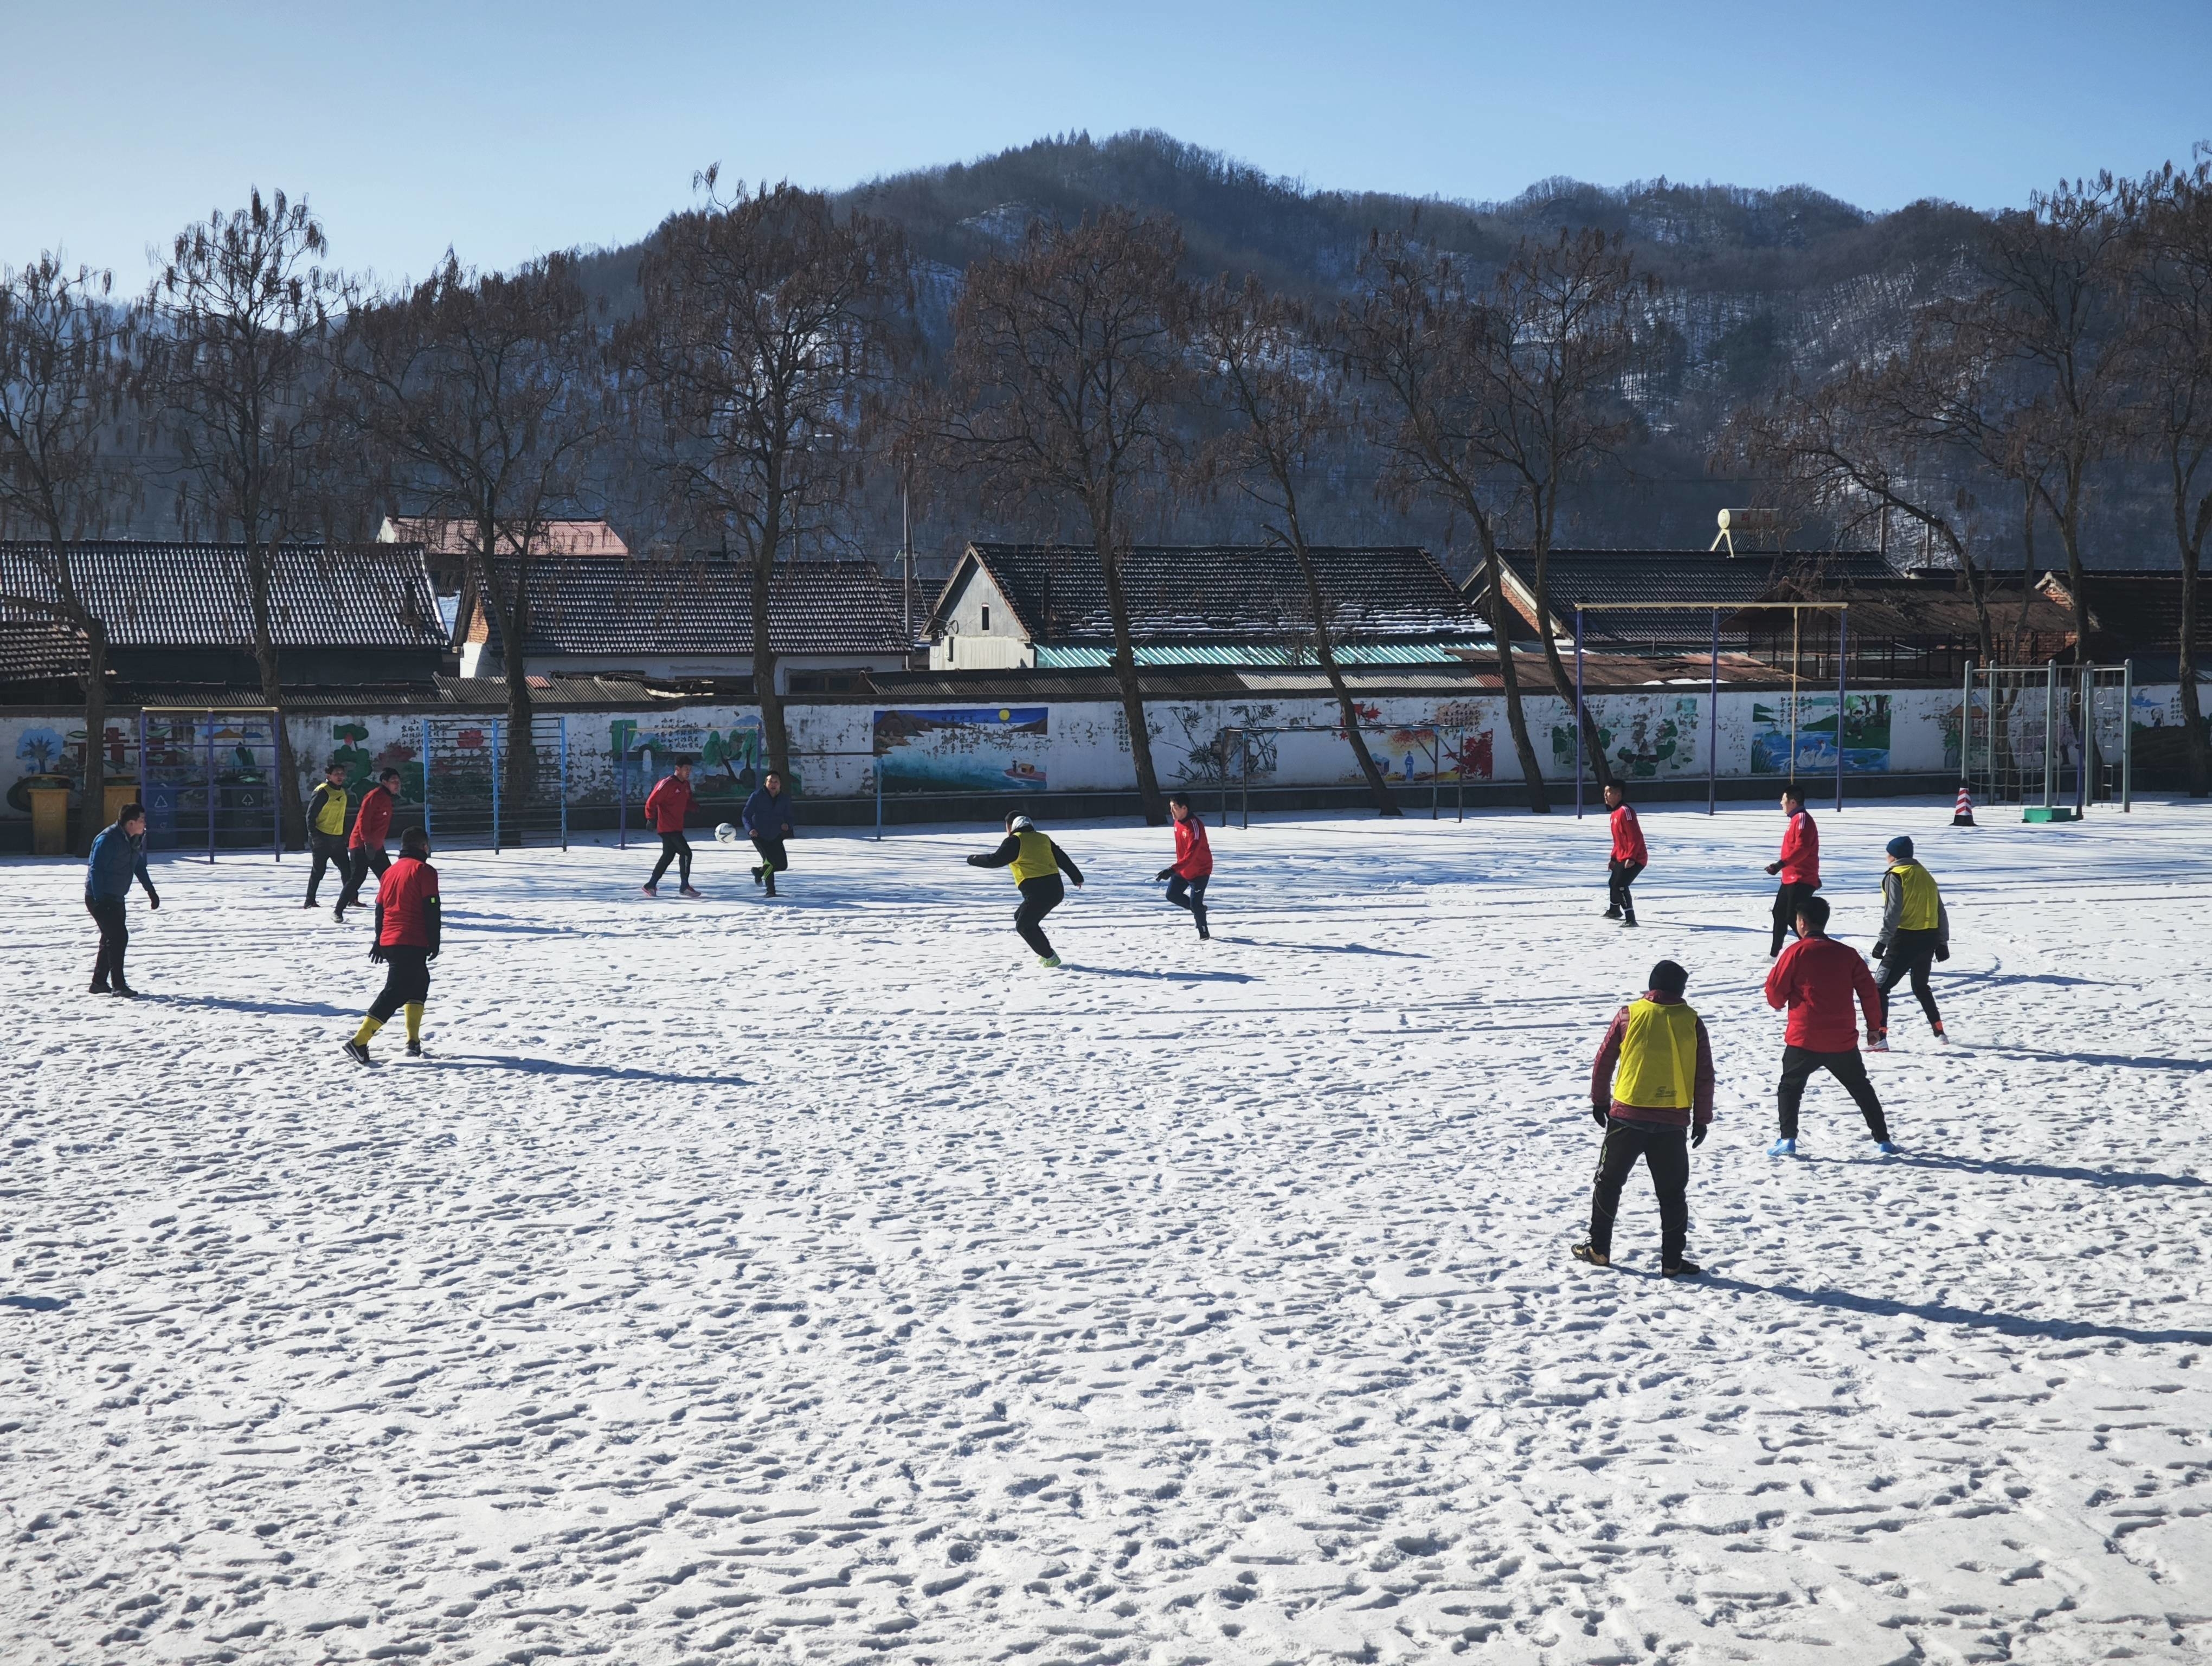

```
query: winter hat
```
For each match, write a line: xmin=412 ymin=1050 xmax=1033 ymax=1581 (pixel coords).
xmin=1008 ymin=815 xmax=1035 ymax=832
xmin=1886 ymin=835 xmax=1914 ymax=860
xmin=1649 ymin=959 xmax=1688 ymax=997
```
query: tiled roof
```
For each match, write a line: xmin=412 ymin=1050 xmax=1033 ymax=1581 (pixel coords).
xmin=472 ymin=556 xmax=911 ymax=658
xmin=1477 ymin=548 xmax=1899 ymax=643
xmin=2039 ymin=570 xmax=2212 ymax=657
xmin=0 ymin=542 xmax=447 ymax=651
xmin=1033 ymin=638 xmax=1491 ymax=669
xmin=0 ymin=619 xmax=91 ymax=683
xmin=930 ymin=543 xmax=1484 ymax=644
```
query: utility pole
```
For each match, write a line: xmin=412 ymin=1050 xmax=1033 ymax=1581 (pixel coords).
xmin=901 ymin=477 xmax=916 ymax=653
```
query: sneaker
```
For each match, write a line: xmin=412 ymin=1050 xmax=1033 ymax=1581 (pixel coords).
xmin=1932 ymin=1021 xmax=1947 ymax=1043
xmin=751 ymin=866 xmax=764 ymax=887
xmin=1571 ymin=1242 xmax=1610 ymax=1268
xmin=303 ymin=898 xmax=319 ymax=909
xmin=1662 ymin=1261 xmax=1704 ymax=1279
xmin=640 ymin=883 xmax=658 ymax=898
xmin=406 ymin=1039 xmax=423 ymax=1058
xmin=1767 ymin=1137 xmax=1797 ymax=1157
xmin=1602 ymin=907 xmax=1622 ymax=920
xmin=89 ymin=979 xmax=110 ymax=995
xmin=1039 ymin=954 xmax=1062 ymax=969
xmin=342 ymin=1039 xmax=371 ymax=1067
xmin=679 ymin=886 xmax=703 ymax=898
xmin=1621 ymin=914 xmax=1638 ymax=928
xmin=110 ymin=983 xmax=138 ymax=998
xmin=1875 ymin=1140 xmax=1900 ymax=1155
xmin=1195 ymin=914 xmax=1211 ymax=941
xmin=332 ymin=902 xmax=346 ymax=922
xmin=1868 ymin=1032 xmax=1891 ymax=1053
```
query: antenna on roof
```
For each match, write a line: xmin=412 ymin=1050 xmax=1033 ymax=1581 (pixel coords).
xmin=1712 ymin=507 xmax=1785 ymax=558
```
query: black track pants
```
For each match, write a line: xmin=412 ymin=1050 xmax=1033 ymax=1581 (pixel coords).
xmin=87 ymin=895 xmax=129 ymax=989
xmin=1777 ymin=1045 xmax=1889 ymax=1142
xmin=369 ymin=946 xmax=432 ymax=1021
xmin=750 ymin=836 xmax=788 ymax=895
xmin=338 ymin=845 xmax=390 ymax=911
xmin=1014 ymin=874 xmax=1064 ymax=958
xmin=1166 ymin=873 xmax=1208 ymax=933
xmin=1876 ymin=930 xmax=1941 ymax=1029
xmin=1608 ymin=857 xmax=1644 ymax=917
xmin=307 ymin=831 xmax=349 ymax=903
xmin=1770 ymin=881 xmax=1818 ymax=956
xmin=649 ymin=832 xmax=692 ymax=887
xmin=1588 ymin=1118 xmax=1690 ymax=1266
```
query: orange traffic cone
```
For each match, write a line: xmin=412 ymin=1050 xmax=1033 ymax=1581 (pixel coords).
xmin=1952 ymin=784 xmax=1976 ymax=827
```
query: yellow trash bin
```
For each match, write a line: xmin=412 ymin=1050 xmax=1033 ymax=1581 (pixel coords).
xmin=29 ymin=785 xmax=69 ymax=856
xmin=103 ymin=783 xmax=138 ymax=826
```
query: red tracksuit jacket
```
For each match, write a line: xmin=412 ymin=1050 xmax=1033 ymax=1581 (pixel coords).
xmin=642 ymin=776 xmax=695 ymax=834
xmin=1170 ymin=816 xmax=1213 ymax=879
xmin=1764 ymin=934 xmax=1882 ymax=1050
xmin=350 ymin=784 xmax=395 ymax=850
xmin=1777 ymin=809 xmax=1820 ymax=887
xmin=1610 ymin=803 xmax=1647 ymax=865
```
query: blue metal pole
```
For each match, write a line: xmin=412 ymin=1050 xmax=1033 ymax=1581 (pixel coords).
xmin=1835 ymin=607 xmax=1847 ymax=813
xmin=1573 ymin=607 xmax=1585 ymax=820
xmin=204 ymin=715 xmax=215 ymax=864
xmin=874 ymin=757 xmax=883 ymax=842
xmin=558 ymin=716 xmax=569 ymax=850
xmin=1707 ymin=610 xmax=1720 ymax=816
xmin=618 ymin=736 xmax=627 ymax=850
xmin=490 ymin=719 xmax=502 ymax=852
xmin=271 ymin=715 xmax=281 ymax=862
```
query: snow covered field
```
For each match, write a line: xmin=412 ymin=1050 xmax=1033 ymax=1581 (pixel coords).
xmin=4 ymin=797 xmax=2210 ymax=1665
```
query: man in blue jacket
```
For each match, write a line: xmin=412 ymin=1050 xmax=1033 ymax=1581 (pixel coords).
xmin=86 ymin=802 xmax=158 ymax=996
xmin=742 ymin=772 xmax=795 ymax=898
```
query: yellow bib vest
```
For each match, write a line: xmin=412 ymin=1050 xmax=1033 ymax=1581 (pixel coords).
xmin=1614 ymin=997 xmax=1699 ymax=1110
xmin=315 ymin=787 xmax=350 ymax=836
xmin=1887 ymin=861 xmax=1941 ymax=931
xmin=1008 ymin=829 xmax=1059 ymax=883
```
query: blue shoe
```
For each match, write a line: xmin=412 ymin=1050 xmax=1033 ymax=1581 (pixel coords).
xmin=1875 ymin=1140 xmax=1900 ymax=1155
xmin=1767 ymin=1137 xmax=1797 ymax=1157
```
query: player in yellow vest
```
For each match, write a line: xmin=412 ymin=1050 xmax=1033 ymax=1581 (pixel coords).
xmin=1573 ymin=959 xmax=1714 ymax=1277
xmin=1871 ymin=835 xmax=1950 ymax=1048
xmin=966 ymin=813 xmax=1085 ymax=967
xmin=303 ymin=760 xmax=352 ymax=911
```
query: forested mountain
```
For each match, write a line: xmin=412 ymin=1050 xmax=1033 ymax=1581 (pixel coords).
xmin=578 ymin=129 xmax=2143 ymax=581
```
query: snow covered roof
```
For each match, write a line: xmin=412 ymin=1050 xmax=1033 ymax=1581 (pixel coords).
xmin=468 ymin=556 xmax=910 ymax=659
xmin=0 ymin=541 xmax=447 ymax=652
xmin=928 ymin=543 xmax=1483 ymax=646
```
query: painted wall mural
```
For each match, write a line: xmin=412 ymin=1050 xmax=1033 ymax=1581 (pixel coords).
xmin=874 ymin=707 xmax=1049 ymax=793
xmin=1551 ymin=695 xmax=1701 ymax=780
xmin=1751 ymin=693 xmax=1892 ymax=776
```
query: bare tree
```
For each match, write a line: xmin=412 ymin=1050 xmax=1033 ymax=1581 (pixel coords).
xmin=2130 ymin=157 xmax=2212 ymax=793
xmin=0 ymin=257 xmax=135 ymax=851
xmin=625 ymin=174 xmax=908 ymax=778
xmin=1341 ymin=236 xmax=1549 ymax=810
xmin=141 ymin=188 xmax=339 ymax=846
xmin=1470 ymin=229 xmax=1658 ymax=791
xmin=941 ymin=208 xmax=1189 ymax=825
xmin=1192 ymin=274 xmax=1399 ymax=814
xmin=339 ymin=253 xmax=606 ymax=819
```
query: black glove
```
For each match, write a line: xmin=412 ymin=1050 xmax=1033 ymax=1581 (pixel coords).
xmin=1935 ymin=943 xmax=1949 ymax=962
xmin=1765 ymin=861 xmax=1782 ymax=876
xmin=1692 ymin=1124 xmax=1707 ymax=1148
xmin=965 ymin=854 xmax=986 ymax=867
xmin=1873 ymin=941 xmax=1888 ymax=961
xmin=1590 ymin=1105 xmax=1609 ymax=1127
xmin=1155 ymin=867 xmax=1175 ymax=882
xmin=369 ymin=944 xmax=388 ymax=964
xmin=145 ymin=887 xmax=160 ymax=911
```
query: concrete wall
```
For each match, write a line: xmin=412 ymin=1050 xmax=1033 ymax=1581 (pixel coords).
xmin=2 ymin=682 xmax=2193 ymax=831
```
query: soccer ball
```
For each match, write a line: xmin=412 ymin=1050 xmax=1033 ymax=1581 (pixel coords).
xmin=715 ymin=822 xmax=738 ymax=844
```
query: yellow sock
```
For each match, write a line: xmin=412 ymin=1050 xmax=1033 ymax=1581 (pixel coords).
xmin=353 ymin=1016 xmax=384 ymax=1046
xmin=404 ymin=1003 xmax=424 ymax=1045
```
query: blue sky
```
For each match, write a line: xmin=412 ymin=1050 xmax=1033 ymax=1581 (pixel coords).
xmin=3 ymin=0 xmax=2207 ymax=284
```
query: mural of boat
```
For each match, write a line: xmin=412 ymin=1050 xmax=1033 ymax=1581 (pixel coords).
xmin=1004 ymin=761 xmax=1046 ymax=784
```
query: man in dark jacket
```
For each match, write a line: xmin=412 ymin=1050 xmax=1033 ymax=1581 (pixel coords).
xmin=304 ymin=761 xmax=351 ymax=910
xmin=742 ymin=773 xmax=795 ymax=898
xmin=967 ymin=812 xmax=1084 ymax=967
xmin=85 ymin=803 xmax=158 ymax=996
xmin=335 ymin=767 xmax=402 ymax=922
xmin=1763 ymin=894 xmax=1894 ymax=1156
xmin=1573 ymin=959 xmax=1713 ymax=1277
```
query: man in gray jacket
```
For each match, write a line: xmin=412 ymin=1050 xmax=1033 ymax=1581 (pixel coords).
xmin=1871 ymin=835 xmax=1949 ymax=1048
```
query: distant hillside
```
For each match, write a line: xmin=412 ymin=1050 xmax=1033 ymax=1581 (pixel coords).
xmin=573 ymin=131 xmax=2153 ymax=578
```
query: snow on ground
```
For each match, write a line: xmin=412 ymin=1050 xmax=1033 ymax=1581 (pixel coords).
xmin=3 ymin=797 xmax=2210 ymax=1665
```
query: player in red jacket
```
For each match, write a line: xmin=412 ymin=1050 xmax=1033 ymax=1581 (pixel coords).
xmin=1764 ymin=786 xmax=1821 ymax=956
xmin=1155 ymin=791 xmax=1213 ymax=939
xmin=344 ymin=824 xmax=440 ymax=1065
xmin=640 ymin=760 xmax=701 ymax=898
xmin=1602 ymin=783 xmax=1647 ymax=927
xmin=335 ymin=768 xmax=402 ymax=922
xmin=1761 ymin=893 xmax=1894 ymax=1156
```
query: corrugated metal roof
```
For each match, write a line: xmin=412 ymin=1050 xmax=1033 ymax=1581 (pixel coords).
xmin=473 ymin=556 xmax=910 ymax=658
xmin=0 ymin=541 xmax=447 ymax=651
xmin=932 ymin=543 xmax=1482 ymax=644
xmin=1034 ymin=638 xmax=1491 ymax=669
